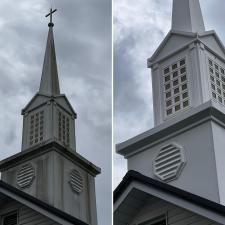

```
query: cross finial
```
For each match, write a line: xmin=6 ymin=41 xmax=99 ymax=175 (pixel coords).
xmin=46 ymin=8 xmax=57 ymax=27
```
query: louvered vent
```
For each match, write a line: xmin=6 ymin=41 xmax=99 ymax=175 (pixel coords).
xmin=153 ymin=143 xmax=186 ymax=182
xmin=17 ymin=164 xmax=35 ymax=189
xmin=3 ymin=212 xmax=17 ymax=225
xmin=29 ymin=110 xmax=44 ymax=146
xmin=58 ymin=110 xmax=70 ymax=146
xmin=69 ymin=169 xmax=83 ymax=194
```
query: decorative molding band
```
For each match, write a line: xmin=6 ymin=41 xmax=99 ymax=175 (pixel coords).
xmin=116 ymin=101 xmax=225 ymax=157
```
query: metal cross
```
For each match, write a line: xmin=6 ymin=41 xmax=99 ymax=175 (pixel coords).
xmin=46 ymin=8 xmax=57 ymax=26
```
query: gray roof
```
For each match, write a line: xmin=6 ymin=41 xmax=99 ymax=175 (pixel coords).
xmin=39 ymin=25 xmax=60 ymax=96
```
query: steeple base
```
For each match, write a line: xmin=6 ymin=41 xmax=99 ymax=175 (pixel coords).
xmin=0 ymin=141 xmax=100 ymax=225
xmin=117 ymin=101 xmax=225 ymax=204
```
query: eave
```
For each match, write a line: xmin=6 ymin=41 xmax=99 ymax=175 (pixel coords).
xmin=21 ymin=92 xmax=77 ymax=118
xmin=116 ymin=100 xmax=225 ymax=158
xmin=0 ymin=141 xmax=101 ymax=176
xmin=147 ymin=30 xmax=225 ymax=68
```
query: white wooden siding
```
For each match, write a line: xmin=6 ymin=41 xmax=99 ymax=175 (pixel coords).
xmin=19 ymin=205 xmax=60 ymax=225
xmin=0 ymin=200 xmax=60 ymax=225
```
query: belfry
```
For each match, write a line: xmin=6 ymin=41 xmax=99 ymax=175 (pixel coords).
xmin=114 ymin=1 xmax=225 ymax=224
xmin=0 ymin=9 xmax=100 ymax=225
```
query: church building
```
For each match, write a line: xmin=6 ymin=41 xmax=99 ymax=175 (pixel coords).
xmin=114 ymin=0 xmax=225 ymax=224
xmin=0 ymin=9 xmax=100 ymax=225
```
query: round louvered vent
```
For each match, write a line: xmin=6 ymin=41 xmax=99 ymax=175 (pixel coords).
xmin=153 ymin=143 xmax=186 ymax=182
xmin=17 ymin=163 xmax=35 ymax=188
xmin=69 ymin=169 xmax=83 ymax=194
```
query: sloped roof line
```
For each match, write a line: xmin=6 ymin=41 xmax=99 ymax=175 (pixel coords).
xmin=0 ymin=180 xmax=88 ymax=225
xmin=148 ymin=30 xmax=197 ymax=65
xmin=21 ymin=93 xmax=77 ymax=117
xmin=148 ymin=30 xmax=225 ymax=67
xmin=114 ymin=170 xmax=225 ymax=216
xmin=200 ymin=31 xmax=225 ymax=56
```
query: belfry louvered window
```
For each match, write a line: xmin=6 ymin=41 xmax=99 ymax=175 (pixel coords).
xmin=58 ymin=110 xmax=70 ymax=146
xmin=208 ymin=58 xmax=225 ymax=105
xmin=29 ymin=110 xmax=44 ymax=146
xmin=163 ymin=58 xmax=189 ymax=116
xmin=2 ymin=211 xmax=18 ymax=225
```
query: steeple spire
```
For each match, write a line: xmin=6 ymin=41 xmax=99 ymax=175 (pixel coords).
xmin=22 ymin=8 xmax=77 ymax=152
xmin=172 ymin=0 xmax=205 ymax=33
xmin=39 ymin=8 xmax=60 ymax=96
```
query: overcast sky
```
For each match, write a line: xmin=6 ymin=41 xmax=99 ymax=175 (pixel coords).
xmin=0 ymin=1 xmax=111 ymax=225
xmin=114 ymin=0 xmax=225 ymax=188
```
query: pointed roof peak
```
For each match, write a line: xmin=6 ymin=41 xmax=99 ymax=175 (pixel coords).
xmin=39 ymin=9 xmax=60 ymax=96
xmin=172 ymin=0 xmax=205 ymax=33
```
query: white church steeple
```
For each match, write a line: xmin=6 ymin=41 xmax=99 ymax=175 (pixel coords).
xmin=21 ymin=8 xmax=77 ymax=151
xmin=0 ymin=9 xmax=100 ymax=225
xmin=172 ymin=0 xmax=205 ymax=33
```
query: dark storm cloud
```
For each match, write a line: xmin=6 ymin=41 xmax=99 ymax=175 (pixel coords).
xmin=0 ymin=1 xmax=111 ymax=225
xmin=114 ymin=0 xmax=170 ymax=147
xmin=114 ymin=36 xmax=142 ymax=112
xmin=114 ymin=0 xmax=225 ymax=187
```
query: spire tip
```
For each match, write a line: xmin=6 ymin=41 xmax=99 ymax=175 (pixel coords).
xmin=46 ymin=8 xmax=57 ymax=28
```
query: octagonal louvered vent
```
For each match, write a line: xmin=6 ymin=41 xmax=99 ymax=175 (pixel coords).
xmin=69 ymin=169 xmax=83 ymax=194
xmin=17 ymin=163 xmax=35 ymax=189
xmin=153 ymin=143 xmax=186 ymax=182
